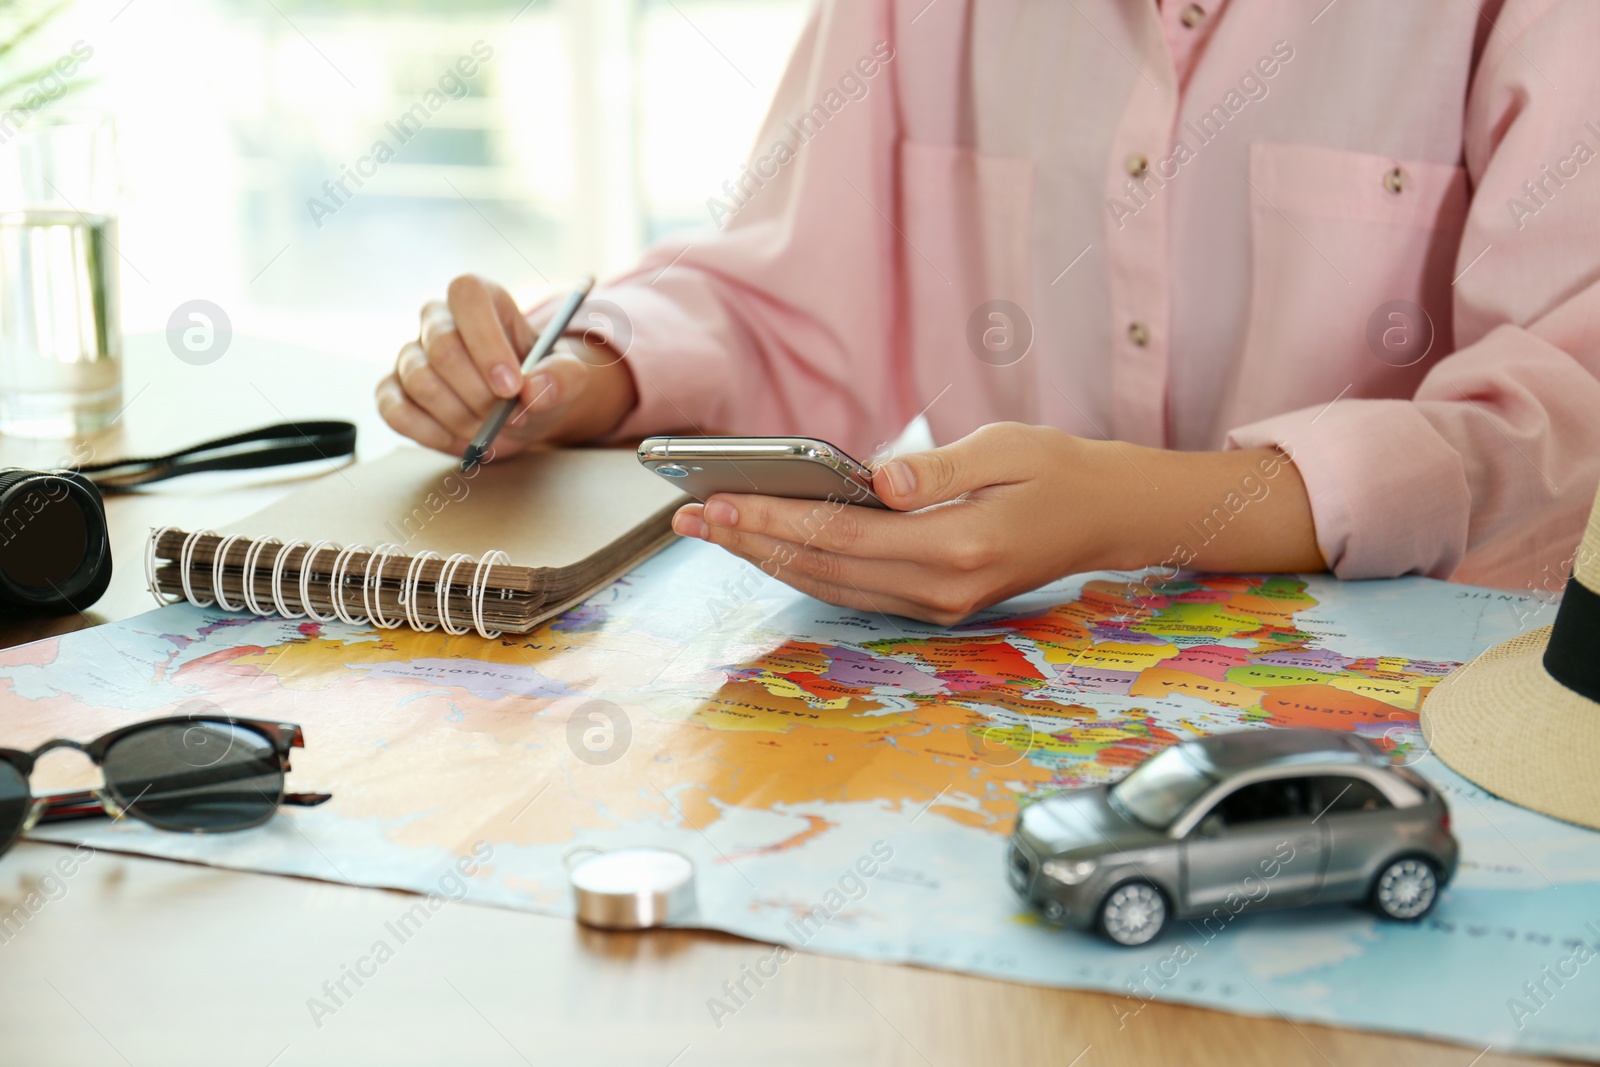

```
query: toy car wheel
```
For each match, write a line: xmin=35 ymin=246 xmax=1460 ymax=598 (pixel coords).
xmin=1098 ymin=881 xmax=1167 ymax=946
xmin=1370 ymin=856 xmax=1440 ymax=921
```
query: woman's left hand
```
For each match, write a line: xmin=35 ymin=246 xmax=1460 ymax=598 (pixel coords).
xmin=670 ymin=424 xmax=1121 ymax=624
xmin=669 ymin=422 xmax=1324 ymax=624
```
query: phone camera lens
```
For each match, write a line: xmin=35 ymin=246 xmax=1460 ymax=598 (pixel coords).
xmin=655 ymin=464 xmax=689 ymax=479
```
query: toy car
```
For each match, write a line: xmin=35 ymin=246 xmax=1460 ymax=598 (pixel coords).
xmin=1008 ymin=728 xmax=1458 ymax=946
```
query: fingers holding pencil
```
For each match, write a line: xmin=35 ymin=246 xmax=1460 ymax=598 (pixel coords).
xmin=445 ymin=274 xmax=535 ymax=400
xmin=380 ymin=274 xmax=640 ymax=463
xmin=460 ymin=277 xmax=594 ymax=470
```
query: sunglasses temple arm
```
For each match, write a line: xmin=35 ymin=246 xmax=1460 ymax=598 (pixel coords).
xmin=34 ymin=790 xmax=332 ymax=824
xmin=34 ymin=790 xmax=111 ymax=825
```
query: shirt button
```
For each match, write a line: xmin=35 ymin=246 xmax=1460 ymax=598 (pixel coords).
xmin=1128 ymin=322 xmax=1150 ymax=347
xmin=1180 ymin=3 xmax=1206 ymax=27
xmin=1383 ymin=166 xmax=1406 ymax=194
xmin=1125 ymin=153 xmax=1150 ymax=177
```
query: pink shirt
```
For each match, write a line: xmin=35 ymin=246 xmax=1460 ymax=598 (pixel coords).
xmin=555 ymin=0 xmax=1600 ymax=591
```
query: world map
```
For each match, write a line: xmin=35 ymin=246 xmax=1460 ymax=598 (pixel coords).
xmin=3 ymin=539 xmax=1598 ymax=1059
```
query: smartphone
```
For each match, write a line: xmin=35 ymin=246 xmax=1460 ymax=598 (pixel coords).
xmin=637 ymin=436 xmax=889 ymax=509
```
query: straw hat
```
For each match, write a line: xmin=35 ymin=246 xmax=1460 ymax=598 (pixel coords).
xmin=1420 ymin=482 xmax=1600 ymax=830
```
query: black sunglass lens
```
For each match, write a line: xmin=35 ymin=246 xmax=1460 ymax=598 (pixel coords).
xmin=0 ymin=760 xmax=28 ymax=847
xmin=102 ymin=722 xmax=283 ymax=832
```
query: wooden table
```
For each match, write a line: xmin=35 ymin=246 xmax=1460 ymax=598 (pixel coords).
xmin=0 ymin=336 xmax=1572 ymax=1067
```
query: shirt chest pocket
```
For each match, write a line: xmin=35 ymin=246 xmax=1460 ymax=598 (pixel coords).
xmin=1226 ymin=142 xmax=1470 ymax=429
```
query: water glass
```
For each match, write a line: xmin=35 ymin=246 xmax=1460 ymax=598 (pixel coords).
xmin=0 ymin=112 xmax=122 ymax=438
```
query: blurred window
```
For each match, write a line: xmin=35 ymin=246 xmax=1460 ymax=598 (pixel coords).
xmin=51 ymin=0 xmax=809 ymax=356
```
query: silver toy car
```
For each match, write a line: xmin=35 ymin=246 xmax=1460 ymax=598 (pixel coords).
xmin=1009 ymin=728 xmax=1458 ymax=946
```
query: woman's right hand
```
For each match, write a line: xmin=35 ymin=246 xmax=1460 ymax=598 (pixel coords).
xmin=376 ymin=274 xmax=639 ymax=459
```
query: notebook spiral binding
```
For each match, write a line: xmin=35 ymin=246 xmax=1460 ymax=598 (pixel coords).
xmin=144 ymin=526 xmax=512 ymax=639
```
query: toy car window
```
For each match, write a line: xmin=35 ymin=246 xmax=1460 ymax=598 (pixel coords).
xmin=1312 ymin=775 xmax=1390 ymax=814
xmin=1209 ymin=776 xmax=1313 ymax=827
xmin=1108 ymin=746 xmax=1217 ymax=829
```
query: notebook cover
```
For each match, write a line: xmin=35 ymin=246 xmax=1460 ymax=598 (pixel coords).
xmin=149 ymin=446 xmax=687 ymax=630
xmin=215 ymin=446 xmax=686 ymax=568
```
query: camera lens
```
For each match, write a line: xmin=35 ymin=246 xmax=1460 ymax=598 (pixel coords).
xmin=0 ymin=470 xmax=112 ymax=615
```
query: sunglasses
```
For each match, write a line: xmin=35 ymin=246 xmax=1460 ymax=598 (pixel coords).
xmin=0 ymin=713 xmax=331 ymax=855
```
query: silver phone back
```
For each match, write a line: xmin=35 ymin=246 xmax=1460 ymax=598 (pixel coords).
xmin=637 ymin=437 xmax=889 ymax=509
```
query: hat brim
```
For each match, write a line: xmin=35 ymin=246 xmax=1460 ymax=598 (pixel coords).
xmin=1420 ymin=626 xmax=1600 ymax=831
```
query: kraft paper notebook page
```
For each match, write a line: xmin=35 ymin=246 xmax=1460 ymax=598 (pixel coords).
xmin=144 ymin=446 xmax=687 ymax=636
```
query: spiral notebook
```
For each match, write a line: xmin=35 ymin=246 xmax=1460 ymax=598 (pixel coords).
xmin=144 ymin=447 xmax=687 ymax=637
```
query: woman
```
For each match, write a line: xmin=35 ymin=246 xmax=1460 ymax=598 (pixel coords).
xmin=378 ymin=0 xmax=1600 ymax=623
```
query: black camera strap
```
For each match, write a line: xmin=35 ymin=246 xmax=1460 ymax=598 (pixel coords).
xmin=74 ymin=421 xmax=358 ymax=492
